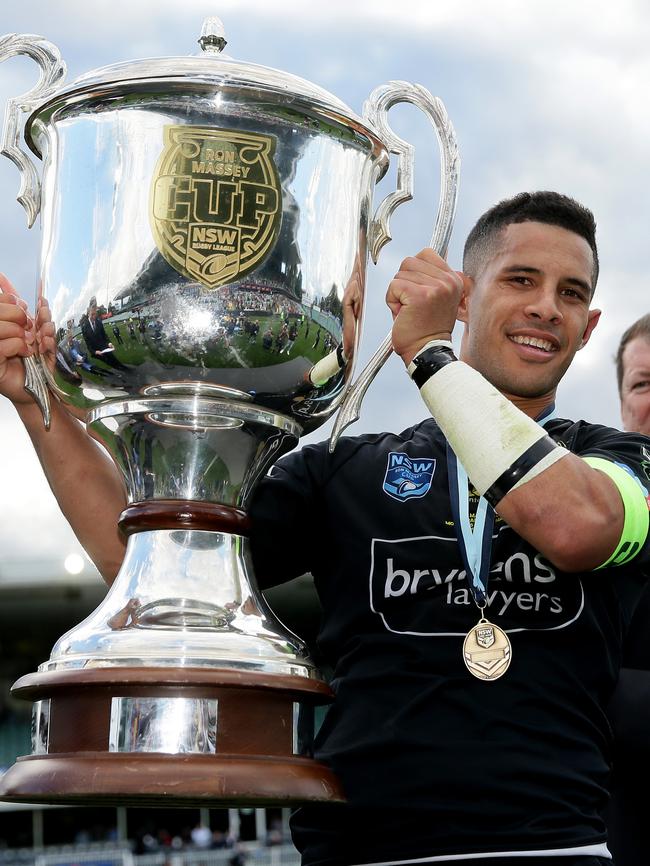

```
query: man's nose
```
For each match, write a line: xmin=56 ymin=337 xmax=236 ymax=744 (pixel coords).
xmin=524 ymin=286 xmax=562 ymax=323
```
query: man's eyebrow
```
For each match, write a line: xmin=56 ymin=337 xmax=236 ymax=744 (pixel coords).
xmin=501 ymin=266 xmax=592 ymax=295
xmin=501 ymin=265 xmax=541 ymax=277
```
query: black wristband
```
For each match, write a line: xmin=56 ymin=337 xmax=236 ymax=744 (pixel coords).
xmin=409 ymin=346 xmax=458 ymax=389
xmin=483 ymin=435 xmax=559 ymax=508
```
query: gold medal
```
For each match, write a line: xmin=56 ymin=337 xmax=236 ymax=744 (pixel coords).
xmin=463 ymin=617 xmax=512 ymax=681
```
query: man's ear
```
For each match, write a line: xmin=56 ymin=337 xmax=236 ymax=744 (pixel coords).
xmin=578 ymin=308 xmax=601 ymax=350
xmin=456 ymin=273 xmax=473 ymax=324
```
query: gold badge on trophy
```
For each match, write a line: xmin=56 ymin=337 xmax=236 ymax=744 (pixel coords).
xmin=150 ymin=125 xmax=282 ymax=288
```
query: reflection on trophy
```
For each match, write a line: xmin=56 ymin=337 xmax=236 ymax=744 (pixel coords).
xmin=0 ymin=18 xmax=458 ymax=804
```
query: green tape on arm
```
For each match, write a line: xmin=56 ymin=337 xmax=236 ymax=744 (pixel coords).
xmin=583 ymin=456 xmax=650 ymax=568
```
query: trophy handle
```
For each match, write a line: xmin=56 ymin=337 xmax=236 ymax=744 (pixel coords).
xmin=329 ymin=82 xmax=459 ymax=452
xmin=0 ymin=33 xmax=66 ymax=227
xmin=24 ymin=354 xmax=51 ymax=430
xmin=0 ymin=33 xmax=64 ymax=429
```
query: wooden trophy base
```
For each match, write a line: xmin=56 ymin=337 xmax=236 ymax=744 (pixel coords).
xmin=0 ymin=666 xmax=345 ymax=807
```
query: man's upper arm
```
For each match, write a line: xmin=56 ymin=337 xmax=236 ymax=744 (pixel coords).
xmin=577 ymin=426 xmax=650 ymax=569
xmin=249 ymin=444 xmax=324 ymax=589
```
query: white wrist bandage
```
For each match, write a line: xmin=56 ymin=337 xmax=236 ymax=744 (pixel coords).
xmin=412 ymin=356 xmax=568 ymax=503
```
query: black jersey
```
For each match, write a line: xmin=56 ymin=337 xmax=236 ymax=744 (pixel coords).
xmin=250 ymin=417 xmax=650 ymax=865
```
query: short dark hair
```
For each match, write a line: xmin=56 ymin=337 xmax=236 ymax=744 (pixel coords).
xmin=462 ymin=191 xmax=599 ymax=288
xmin=615 ymin=314 xmax=650 ymax=394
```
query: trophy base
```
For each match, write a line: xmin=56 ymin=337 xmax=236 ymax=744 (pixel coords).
xmin=0 ymin=666 xmax=345 ymax=806
xmin=0 ymin=753 xmax=342 ymax=807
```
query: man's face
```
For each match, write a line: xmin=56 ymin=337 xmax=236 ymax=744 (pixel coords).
xmin=620 ymin=336 xmax=650 ymax=435
xmin=458 ymin=221 xmax=600 ymax=401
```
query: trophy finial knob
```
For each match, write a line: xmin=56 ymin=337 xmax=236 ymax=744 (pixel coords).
xmin=198 ymin=17 xmax=227 ymax=53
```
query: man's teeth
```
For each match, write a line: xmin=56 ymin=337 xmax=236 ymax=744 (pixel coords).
xmin=511 ymin=335 xmax=555 ymax=352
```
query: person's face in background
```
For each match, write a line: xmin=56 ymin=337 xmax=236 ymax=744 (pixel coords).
xmin=620 ymin=335 xmax=650 ymax=435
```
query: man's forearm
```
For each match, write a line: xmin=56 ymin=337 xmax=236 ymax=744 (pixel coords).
xmin=408 ymin=350 xmax=626 ymax=571
xmin=496 ymin=454 xmax=624 ymax=571
xmin=17 ymin=398 xmax=127 ymax=584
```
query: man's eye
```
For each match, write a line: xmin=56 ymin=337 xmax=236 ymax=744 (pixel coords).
xmin=510 ymin=276 xmax=531 ymax=286
xmin=561 ymin=288 xmax=586 ymax=301
xmin=632 ymin=381 xmax=650 ymax=391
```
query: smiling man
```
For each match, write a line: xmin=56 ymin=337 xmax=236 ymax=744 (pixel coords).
xmin=1 ymin=191 xmax=649 ymax=865
xmin=251 ymin=192 xmax=650 ymax=865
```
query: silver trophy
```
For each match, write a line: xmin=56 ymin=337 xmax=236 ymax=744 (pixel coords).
xmin=0 ymin=18 xmax=459 ymax=805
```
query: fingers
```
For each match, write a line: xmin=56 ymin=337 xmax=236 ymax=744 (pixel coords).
xmin=36 ymin=319 xmax=56 ymax=356
xmin=0 ymin=273 xmax=19 ymax=298
xmin=390 ymin=251 xmax=464 ymax=292
xmin=36 ymin=296 xmax=52 ymax=327
xmin=0 ymin=280 xmax=34 ymax=358
xmin=0 ymin=315 xmax=32 ymax=359
xmin=0 ymin=287 xmax=57 ymax=362
xmin=0 ymin=276 xmax=32 ymax=321
xmin=0 ymin=334 xmax=31 ymax=359
xmin=0 ymin=295 xmax=30 ymax=327
xmin=386 ymin=250 xmax=464 ymax=364
xmin=396 ymin=249 xmax=446 ymax=275
xmin=385 ymin=249 xmax=464 ymax=322
xmin=0 ymin=294 xmax=33 ymax=360
xmin=33 ymin=297 xmax=56 ymax=355
xmin=386 ymin=273 xmax=462 ymax=310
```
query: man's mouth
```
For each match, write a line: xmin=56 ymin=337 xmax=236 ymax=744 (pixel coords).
xmin=509 ymin=335 xmax=558 ymax=353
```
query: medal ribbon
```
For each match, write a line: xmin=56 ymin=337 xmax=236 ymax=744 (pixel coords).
xmin=447 ymin=405 xmax=558 ymax=610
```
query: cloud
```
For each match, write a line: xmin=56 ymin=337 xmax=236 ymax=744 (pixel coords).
xmin=0 ymin=0 xmax=648 ymax=568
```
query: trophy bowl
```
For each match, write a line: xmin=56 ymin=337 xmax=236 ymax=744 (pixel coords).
xmin=0 ymin=18 xmax=458 ymax=805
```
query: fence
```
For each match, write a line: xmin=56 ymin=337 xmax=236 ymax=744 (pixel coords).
xmin=0 ymin=843 xmax=301 ymax=866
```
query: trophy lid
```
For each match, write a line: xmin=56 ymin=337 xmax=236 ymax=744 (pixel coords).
xmin=26 ymin=16 xmax=371 ymax=148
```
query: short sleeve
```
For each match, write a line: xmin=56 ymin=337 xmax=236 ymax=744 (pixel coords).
xmin=577 ymin=426 xmax=650 ymax=484
xmin=249 ymin=443 xmax=327 ymax=589
xmin=559 ymin=421 xmax=650 ymax=569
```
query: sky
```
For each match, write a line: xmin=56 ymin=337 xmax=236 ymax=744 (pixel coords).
xmin=0 ymin=0 xmax=649 ymax=577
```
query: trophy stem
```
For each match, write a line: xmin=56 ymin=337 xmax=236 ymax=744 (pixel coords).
xmin=41 ymin=526 xmax=319 ymax=676
xmin=0 ymin=523 xmax=344 ymax=805
xmin=119 ymin=498 xmax=251 ymax=535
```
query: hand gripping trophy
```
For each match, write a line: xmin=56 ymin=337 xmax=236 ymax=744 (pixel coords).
xmin=0 ymin=18 xmax=458 ymax=805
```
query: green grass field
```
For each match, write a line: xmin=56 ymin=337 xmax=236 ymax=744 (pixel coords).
xmin=104 ymin=316 xmax=334 ymax=369
xmin=55 ymin=315 xmax=340 ymax=411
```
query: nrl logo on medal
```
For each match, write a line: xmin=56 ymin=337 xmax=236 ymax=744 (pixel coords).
xmin=476 ymin=626 xmax=495 ymax=648
xmin=463 ymin=620 xmax=512 ymax=681
xmin=150 ymin=125 xmax=282 ymax=288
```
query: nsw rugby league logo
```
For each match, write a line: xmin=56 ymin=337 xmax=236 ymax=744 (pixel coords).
xmin=382 ymin=452 xmax=436 ymax=502
xmin=150 ymin=125 xmax=282 ymax=288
